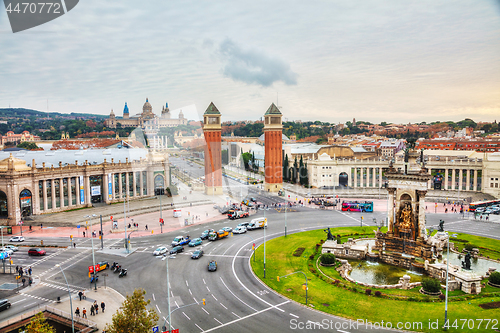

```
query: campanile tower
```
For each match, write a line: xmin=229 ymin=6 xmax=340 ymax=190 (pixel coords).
xmin=203 ymin=102 xmax=223 ymax=195
xmin=263 ymin=103 xmax=283 ymax=192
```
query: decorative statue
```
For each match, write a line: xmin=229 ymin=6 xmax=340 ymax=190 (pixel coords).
xmin=324 ymin=227 xmax=334 ymax=241
xmin=400 ymin=204 xmax=412 ymax=229
xmin=462 ymin=252 xmax=471 ymax=270
xmin=438 ymin=219 xmax=444 ymax=232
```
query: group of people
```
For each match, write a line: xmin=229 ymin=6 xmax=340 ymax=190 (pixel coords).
xmin=16 ymin=266 xmax=33 ymax=286
xmin=75 ymin=300 xmax=105 ymax=318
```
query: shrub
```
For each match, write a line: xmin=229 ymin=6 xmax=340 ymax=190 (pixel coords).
xmin=464 ymin=243 xmax=475 ymax=251
xmin=422 ymin=278 xmax=442 ymax=293
xmin=365 ymin=289 xmax=372 ymax=295
xmin=320 ymin=253 xmax=336 ymax=265
xmin=439 ymin=294 xmax=446 ymax=300
xmin=489 ymin=271 xmax=500 ymax=285
xmin=374 ymin=291 xmax=382 ymax=297
xmin=309 ymin=254 xmax=315 ymax=260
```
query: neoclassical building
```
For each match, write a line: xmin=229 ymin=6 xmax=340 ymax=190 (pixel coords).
xmin=0 ymin=149 xmax=169 ymax=225
xmin=105 ymin=98 xmax=188 ymax=134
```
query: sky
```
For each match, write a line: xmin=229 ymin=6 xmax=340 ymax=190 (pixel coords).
xmin=0 ymin=0 xmax=499 ymax=124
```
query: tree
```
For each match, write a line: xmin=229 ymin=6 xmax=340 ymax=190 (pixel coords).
xmin=241 ymin=152 xmax=252 ymax=171
xmin=17 ymin=141 xmax=40 ymax=150
xmin=25 ymin=312 xmax=55 ymax=333
xmin=105 ymin=289 xmax=159 ymax=333
xmin=283 ymin=154 xmax=289 ymax=182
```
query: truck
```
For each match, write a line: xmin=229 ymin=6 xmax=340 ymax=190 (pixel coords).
xmin=208 ymin=229 xmax=229 ymax=241
xmin=228 ymin=210 xmax=249 ymax=220
xmin=171 ymin=235 xmax=190 ymax=247
xmin=247 ymin=217 xmax=267 ymax=230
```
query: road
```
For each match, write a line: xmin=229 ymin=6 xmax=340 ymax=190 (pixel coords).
xmin=1 ymin=200 xmax=499 ymax=332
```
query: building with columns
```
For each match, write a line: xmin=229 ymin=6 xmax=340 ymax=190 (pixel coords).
xmin=263 ymin=103 xmax=283 ymax=192
xmin=0 ymin=148 xmax=169 ymax=226
xmin=202 ymin=102 xmax=223 ymax=195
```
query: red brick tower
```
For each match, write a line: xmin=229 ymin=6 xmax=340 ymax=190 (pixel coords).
xmin=264 ymin=103 xmax=283 ymax=192
xmin=203 ymin=102 xmax=223 ymax=195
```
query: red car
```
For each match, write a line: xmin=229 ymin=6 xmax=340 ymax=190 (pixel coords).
xmin=28 ymin=248 xmax=46 ymax=256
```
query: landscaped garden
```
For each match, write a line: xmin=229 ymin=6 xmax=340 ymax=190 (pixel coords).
xmin=250 ymin=227 xmax=500 ymax=332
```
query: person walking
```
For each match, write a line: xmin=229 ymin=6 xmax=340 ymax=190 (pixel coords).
xmin=78 ymin=291 xmax=83 ymax=301
xmin=15 ymin=266 xmax=18 ymax=274
xmin=94 ymin=302 xmax=99 ymax=314
xmin=74 ymin=242 xmax=76 ymax=248
xmin=28 ymin=267 xmax=32 ymax=276
xmin=90 ymin=304 xmax=95 ymax=316
xmin=101 ymin=301 xmax=105 ymax=313
xmin=145 ymin=224 xmax=148 ymax=231
xmin=22 ymin=277 xmax=26 ymax=286
xmin=75 ymin=307 xmax=80 ymax=317
xmin=83 ymin=231 xmax=86 ymax=237
xmin=82 ymin=308 xmax=87 ymax=318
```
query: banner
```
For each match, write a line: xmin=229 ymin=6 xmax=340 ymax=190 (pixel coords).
xmin=91 ymin=186 xmax=101 ymax=196
xmin=79 ymin=175 xmax=84 ymax=205
xmin=108 ymin=173 xmax=113 ymax=200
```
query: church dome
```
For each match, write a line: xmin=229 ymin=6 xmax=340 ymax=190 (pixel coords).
xmin=143 ymin=98 xmax=152 ymax=114
xmin=123 ymin=102 xmax=129 ymax=114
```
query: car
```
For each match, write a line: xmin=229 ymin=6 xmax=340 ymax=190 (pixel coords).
xmin=9 ymin=236 xmax=24 ymax=242
xmin=96 ymin=261 xmax=109 ymax=271
xmin=0 ymin=299 xmax=11 ymax=312
xmin=208 ymin=260 xmax=217 ymax=272
xmin=172 ymin=236 xmax=190 ymax=247
xmin=0 ymin=248 xmax=13 ymax=255
xmin=200 ymin=229 xmax=214 ymax=240
xmin=237 ymin=222 xmax=250 ymax=228
xmin=3 ymin=245 xmax=18 ymax=252
xmin=28 ymin=248 xmax=46 ymax=256
xmin=221 ymin=227 xmax=232 ymax=233
xmin=170 ymin=246 xmax=184 ymax=254
xmin=188 ymin=238 xmax=202 ymax=247
xmin=191 ymin=250 xmax=204 ymax=259
xmin=153 ymin=246 xmax=168 ymax=256
xmin=233 ymin=226 xmax=247 ymax=234
xmin=250 ymin=197 xmax=257 ymax=202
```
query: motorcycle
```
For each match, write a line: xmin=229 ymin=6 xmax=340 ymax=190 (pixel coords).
xmin=119 ymin=268 xmax=127 ymax=277
xmin=111 ymin=262 xmax=118 ymax=270
xmin=114 ymin=265 xmax=121 ymax=273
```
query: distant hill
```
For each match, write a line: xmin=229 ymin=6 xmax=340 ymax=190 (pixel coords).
xmin=0 ymin=108 xmax=107 ymax=119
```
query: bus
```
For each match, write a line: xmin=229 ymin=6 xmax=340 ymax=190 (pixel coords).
xmin=341 ymin=201 xmax=373 ymax=212
xmin=469 ymin=200 xmax=500 ymax=212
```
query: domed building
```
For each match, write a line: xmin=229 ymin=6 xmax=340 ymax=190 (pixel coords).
xmin=105 ymin=98 xmax=188 ymax=132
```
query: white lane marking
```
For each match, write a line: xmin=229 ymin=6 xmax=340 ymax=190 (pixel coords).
xmin=193 ymin=297 xmax=199 ymax=305
xmin=171 ymin=290 xmax=174 ymax=297
xmin=211 ymin=294 xmax=218 ymax=301
xmin=195 ymin=323 xmax=204 ymax=332
xmin=156 ymin=304 xmax=162 ymax=314
xmin=290 ymin=313 xmax=299 ymax=318
xmin=152 ymin=293 xmax=155 ymax=301
xmin=189 ymin=289 xmax=192 ymax=295
xmin=185 ymin=280 xmax=189 ymax=287
xmin=220 ymin=277 xmax=257 ymax=312
xmin=175 ymin=301 xmax=179 ymax=308
xmin=206 ymin=286 xmax=210 ymax=292
xmin=202 ymin=307 xmax=209 ymax=315
xmin=203 ymin=278 xmax=206 ymax=284
xmin=183 ymin=312 xmax=191 ymax=320
xmin=231 ymin=312 xmax=240 ymax=318
xmin=214 ymin=318 xmax=223 ymax=325
xmin=221 ymin=243 xmax=235 ymax=255
xmin=11 ymin=298 xmax=27 ymax=305
xmin=219 ymin=303 xmax=227 ymax=309
xmin=24 ymin=302 xmax=37 ymax=308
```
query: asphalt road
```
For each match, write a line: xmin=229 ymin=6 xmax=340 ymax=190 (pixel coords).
xmin=1 ymin=202 xmax=499 ymax=332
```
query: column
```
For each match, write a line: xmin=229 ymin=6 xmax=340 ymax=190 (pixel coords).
xmin=387 ymin=188 xmax=395 ymax=233
xmin=43 ymin=180 xmax=48 ymax=211
xmin=466 ymin=169 xmax=470 ymax=191
xmin=75 ymin=176 xmax=80 ymax=206
xmin=372 ymin=168 xmax=376 ymax=187
xmin=353 ymin=168 xmax=357 ymax=188
xmin=118 ymin=173 xmax=123 ymax=199
xmin=85 ymin=175 xmax=91 ymax=205
xmin=125 ymin=172 xmax=130 ymax=198
xmin=139 ymin=171 xmax=144 ymax=197
xmin=68 ymin=177 xmax=73 ymax=207
xmin=459 ymin=169 xmax=463 ymax=191
xmin=59 ymin=178 xmax=64 ymax=209
xmin=428 ymin=169 xmax=432 ymax=189
xmin=103 ymin=173 xmax=109 ymax=204
xmin=379 ymin=167 xmax=382 ymax=187
xmin=417 ymin=191 xmax=426 ymax=239
xmin=133 ymin=171 xmax=137 ymax=197
xmin=444 ymin=169 xmax=449 ymax=190
xmin=51 ymin=179 xmax=56 ymax=211
xmin=473 ymin=170 xmax=478 ymax=191
xmin=451 ymin=169 xmax=456 ymax=190
xmin=111 ymin=173 xmax=115 ymax=200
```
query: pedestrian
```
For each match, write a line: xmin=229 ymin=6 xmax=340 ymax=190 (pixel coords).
xmin=75 ymin=307 xmax=80 ymax=317
xmin=40 ymin=223 xmax=43 ymax=229
xmin=29 ymin=225 xmax=32 ymax=231
xmin=82 ymin=308 xmax=87 ymax=318
xmin=15 ymin=266 xmax=18 ymax=274
xmin=78 ymin=291 xmax=83 ymax=301
xmin=19 ymin=268 xmax=23 ymax=278
xmin=22 ymin=277 xmax=26 ymax=286
xmin=486 ymin=215 xmax=489 ymax=221
xmin=83 ymin=231 xmax=86 ymax=237
xmin=145 ymin=225 xmax=148 ymax=231
xmin=95 ymin=302 xmax=99 ymax=314
xmin=28 ymin=267 xmax=32 ymax=275
xmin=29 ymin=277 xmax=32 ymax=286
xmin=101 ymin=301 xmax=105 ymax=313
xmin=74 ymin=242 xmax=76 ymax=248
xmin=90 ymin=304 xmax=95 ymax=316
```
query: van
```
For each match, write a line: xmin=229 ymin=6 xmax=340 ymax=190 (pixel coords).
xmin=0 ymin=299 xmax=11 ymax=312
xmin=247 ymin=217 xmax=267 ymax=230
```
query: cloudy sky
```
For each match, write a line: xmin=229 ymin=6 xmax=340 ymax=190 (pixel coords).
xmin=0 ymin=0 xmax=499 ymax=124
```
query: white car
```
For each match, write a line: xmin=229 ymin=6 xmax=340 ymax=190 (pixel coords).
xmin=3 ymin=245 xmax=18 ymax=252
xmin=233 ymin=226 xmax=247 ymax=234
xmin=9 ymin=236 xmax=25 ymax=242
xmin=153 ymin=246 xmax=168 ymax=256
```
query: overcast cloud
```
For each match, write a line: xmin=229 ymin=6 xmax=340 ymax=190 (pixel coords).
xmin=0 ymin=0 xmax=499 ymax=123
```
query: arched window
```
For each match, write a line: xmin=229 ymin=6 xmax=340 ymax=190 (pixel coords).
xmin=0 ymin=191 xmax=7 ymax=218
xmin=20 ymin=189 xmax=32 ymax=217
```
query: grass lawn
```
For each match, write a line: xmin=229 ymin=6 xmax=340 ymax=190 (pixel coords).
xmin=251 ymin=227 xmax=500 ymax=332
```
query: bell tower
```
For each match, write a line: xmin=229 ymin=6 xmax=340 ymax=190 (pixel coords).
xmin=203 ymin=102 xmax=223 ymax=195
xmin=264 ymin=103 xmax=283 ymax=192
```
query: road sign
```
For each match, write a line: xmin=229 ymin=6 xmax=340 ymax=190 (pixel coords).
xmin=152 ymin=326 xmax=159 ymax=333
xmin=95 ymin=264 xmax=100 ymax=272
xmin=88 ymin=265 xmax=94 ymax=273
xmin=110 ymin=216 xmax=113 ymax=220
xmin=77 ymin=225 xmax=80 ymax=229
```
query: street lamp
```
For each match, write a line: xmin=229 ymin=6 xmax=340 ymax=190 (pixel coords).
xmin=283 ymin=187 xmax=288 ymax=238
xmin=444 ymin=231 xmax=450 ymax=330
xmin=165 ymin=255 xmax=172 ymax=333
xmin=55 ymin=264 xmax=74 ymax=333
xmin=85 ymin=214 xmax=97 ymax=290
xmin=159 ymin=193 xmax=163 ymax=234
xmin=278 ymin=271 xmax=308 ymax=304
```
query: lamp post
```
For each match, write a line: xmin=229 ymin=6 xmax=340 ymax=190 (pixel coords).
xmin=0 ymin=226 xmax=4 ymax=248
xmin=159 ymin=193 xmax=163 ymax=234
xmin=284 ymin=187 xmax=288 ymax=238
xmin=263 ymin=206 xmax=266 ymax=278
xmin=278 ymin=271 xmax=308 ymax=304
xmin=444 ymin=232 xmax=450 ymax=330
xmin=55 ymin=264 xmax=74 ymax=333
xmin=165 ymin=255 xmax=172 ymax=333
xmin=85 ymin=214 xmax=97 ymax=290
xmin=123 ymin=193 xmax=128 ymax=253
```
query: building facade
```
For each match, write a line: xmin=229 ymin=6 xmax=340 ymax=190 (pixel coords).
xmin=0 ymin=131 xmax=41 ymax=146
xmin=202 ymin=102 xmax=223 ymax=195
xmin=264 ymin=103 xmax=283 ymax=192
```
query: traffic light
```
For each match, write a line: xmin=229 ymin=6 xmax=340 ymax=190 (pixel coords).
xmin=277 ymin=276 xmax=280 ymax=282
xmin=202 ymin=299 xmax=206 ymax=305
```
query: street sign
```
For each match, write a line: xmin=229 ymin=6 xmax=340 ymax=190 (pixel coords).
xmin=88 ymin=265 xmax=94 ymax=273
xmin=95 ymin=264 xmax=100 ymax=272
xmin=110 ymin=216 xmax=113 ymax=220
xmin=77 ymin=225 xmax=81 ymax=229
xmin=152 ymin=326 xmax=159 ymax=333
